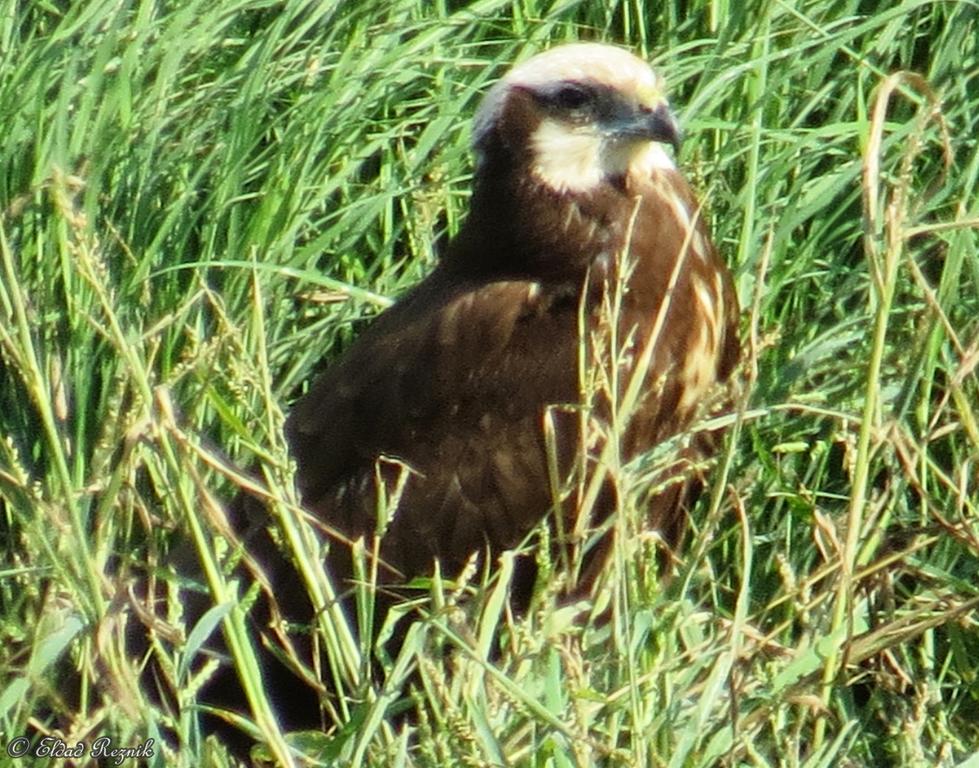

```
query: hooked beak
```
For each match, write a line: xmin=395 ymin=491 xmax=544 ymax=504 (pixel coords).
xmin=609 ymin=102 xmax=682 ymax=155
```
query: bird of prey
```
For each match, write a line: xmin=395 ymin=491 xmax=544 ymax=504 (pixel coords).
xmin=87 ymin=44 xmax=739 ymax=762
xmin=285 ymin=42 xmax=740 ymax=602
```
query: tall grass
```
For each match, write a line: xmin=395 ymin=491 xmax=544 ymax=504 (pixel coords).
xmin=1 ymin=1 xmax=977 ymax=766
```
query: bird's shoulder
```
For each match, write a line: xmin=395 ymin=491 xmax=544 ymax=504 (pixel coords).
xmin=285 ymin=267 xmax=583 ymax=497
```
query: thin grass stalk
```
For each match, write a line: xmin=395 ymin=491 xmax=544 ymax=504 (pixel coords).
xmin=0 ymin=221 xmax=103 ymax=618
xmin=815 ymin=71 xmax=940 ymax=750
xmin=154 ymin=390 xmax=295 ymax=767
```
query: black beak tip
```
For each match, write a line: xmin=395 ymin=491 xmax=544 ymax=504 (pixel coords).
xmin=614 ymin=104 xmax=682 ymax=154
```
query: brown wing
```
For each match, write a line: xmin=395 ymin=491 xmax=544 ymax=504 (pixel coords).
xmin=285 ymin=268 xmax=584 ymax=581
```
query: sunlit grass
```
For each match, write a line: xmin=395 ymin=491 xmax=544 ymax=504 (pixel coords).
xmin=1 ymin=1 xmax=977 ymax=766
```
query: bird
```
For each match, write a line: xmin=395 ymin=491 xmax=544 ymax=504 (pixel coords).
xmin=76 ymin=44 xmax=739 ymax=763
xmin=181 ymin=42 xmax=741 ymax=757
xmin=284 ymin=42 xmax=740 ymax=605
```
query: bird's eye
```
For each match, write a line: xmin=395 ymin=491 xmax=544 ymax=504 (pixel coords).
xmin=553 ymin=84 xmax=590 ymax=110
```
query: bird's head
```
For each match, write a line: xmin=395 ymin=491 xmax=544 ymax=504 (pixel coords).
xmin=473 ymin=43 xmax=681 ymax=194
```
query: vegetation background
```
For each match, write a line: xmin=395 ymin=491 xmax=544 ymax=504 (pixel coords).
xmin=1 ymin=0 xmax=977 ymax=766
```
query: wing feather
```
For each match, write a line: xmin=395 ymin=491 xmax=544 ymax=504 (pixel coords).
xmin=285 ymin=269 xmax=581 ymax=577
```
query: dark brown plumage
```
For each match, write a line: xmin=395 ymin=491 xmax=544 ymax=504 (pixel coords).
xmin=285 ymin=43 xmax=739 ymax=600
